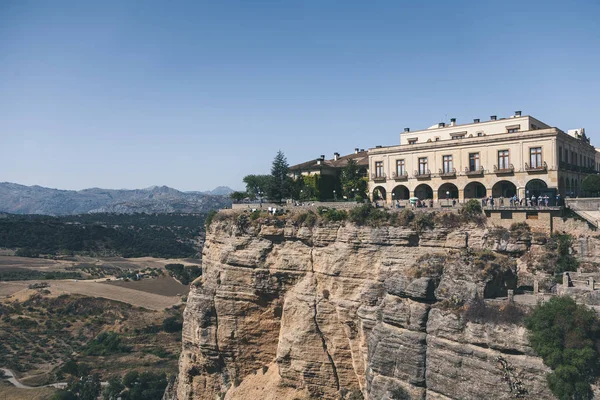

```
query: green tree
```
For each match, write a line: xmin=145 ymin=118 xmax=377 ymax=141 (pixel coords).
xmin=268 ymin=150 xmax=292 ymax=203
xmin=526 ymin=296 xmax=600 ymax=400
xmin=65 ymin=373 xmax=101 ymax=400
xmin=103 ymin=376 xmax=125 ymax=400
xmin=340 ymin=159 xmax=367 ymax=199
xmin=581 ymin=175 xmax=600 ymax=197
xmin=118 ymin=371 xmax=168 ymax=400
xmin=242 ymin=175 xmax=272 ymax=199
xmin=229 ymin=191 xmax=247 ymax=203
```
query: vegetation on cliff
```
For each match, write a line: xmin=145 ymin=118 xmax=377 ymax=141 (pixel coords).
xmin=526 ymin=296 xmax=600 ymax=400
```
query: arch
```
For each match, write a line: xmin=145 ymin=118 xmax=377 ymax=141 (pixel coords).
xmin=571 ymin=178 xmax=576 ymax=196
xmin=414 ymin=184 xmax=433 ymax=200
xmin=438 ymin=183 xmax=459 ymax=201
xmin=525 ymin=179 xmax=548 ymax=197
xmin=559 ymin=177 xmax=565 ymax=195
xmin=492 ymin=180 xmax=517 ymax=198
xmin=464 ymin=181 xmax=487 ymax=199
xmin=392 ymin=185 xmax=410 ymax=200
xmin=372 ymin=186 xmax=386 ymax=201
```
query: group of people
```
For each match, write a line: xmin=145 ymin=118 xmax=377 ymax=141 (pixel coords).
xmin=482 ymin=193 xmax=560 ymax=208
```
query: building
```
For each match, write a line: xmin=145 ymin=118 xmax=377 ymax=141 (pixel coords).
xmin=368 ymin=111 xmax=599 ymax=204
xmin=289 ymin=148 xmax=368 ymax=178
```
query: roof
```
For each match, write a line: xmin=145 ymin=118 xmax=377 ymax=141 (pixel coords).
xmin=289 ymin=151 xmax=368 ymax=172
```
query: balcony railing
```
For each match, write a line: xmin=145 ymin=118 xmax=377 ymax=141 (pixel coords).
xmin=414 ymin=169 xmax=431 ymax=179
xmin=465 ymin=166 xmax=484 ymax=176
xmin=493 ymin=164 xmax=514 ymax=174
xmin=371 ymin=173 xmax=386 ymax=182
xmin=392 ymin=171 xmax=408 ymax=181
xmin=525 ymin=161 xmax=548 ymax=173
xmin=439 ymin=168 xmax=456 ymax=178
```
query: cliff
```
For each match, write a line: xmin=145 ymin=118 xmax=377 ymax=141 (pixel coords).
xmin=168 ymin=210 xmax=556 ymax=400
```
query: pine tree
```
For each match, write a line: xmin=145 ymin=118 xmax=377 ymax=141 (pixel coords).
xmin=269 ymin=150 xmax=291 ymax=203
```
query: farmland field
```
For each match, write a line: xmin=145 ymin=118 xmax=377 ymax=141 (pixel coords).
xmin=104 ymin=276 xmax=188 ymax=297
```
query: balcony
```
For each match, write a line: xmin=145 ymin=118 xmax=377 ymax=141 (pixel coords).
xmin=391 ymin=171 xmax=408 ymax=181
xmin=493 ymin=164 xmax=514 ymax=175
xmin=414 ymin=169 xmax=431 ymax=179
xmin=525 ymin=161 xmax=547 ymax=173
xmin=465 ymin=166 xmax=484 ymax=176
xmin=371 ymin=173 xmax=386 ymax=182
xmin=439 ymin=168 xmax=456 ymax=178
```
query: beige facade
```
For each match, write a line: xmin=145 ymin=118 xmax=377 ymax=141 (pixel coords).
xmin=369 ymin=114 xmax=599 ymax=203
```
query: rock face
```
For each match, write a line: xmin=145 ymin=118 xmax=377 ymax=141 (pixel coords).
xmin=169 ymin=214 xmax=554 ymax=400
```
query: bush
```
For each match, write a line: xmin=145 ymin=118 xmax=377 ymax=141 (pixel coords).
xmin=411 ymin=213 xmax=434 ymax=232
xmin=162 ymin=316 xmax=183 ymax=333
xmin=526 ymin=296 xmax=600 ymax=400
xmin=205 ymin=210 xmax=217 ymax=229
xmin=461 ymin=199 xmax=482 ymax=216
xmin=463 ymin=297 xmax=526 ymax=325
xmin=319 ymin=208 xmax=348 ymax=222
xmin=84 ymin=332 xmax=131 ymax=356
xmin=509 ymin=222 xmax=531 ymax=238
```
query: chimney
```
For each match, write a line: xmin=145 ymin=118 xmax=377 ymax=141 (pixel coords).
xmin=491 ymin=115 xmax=497 ymax=121
xmin=473 ymin=118 xmax=480 ymax=123
xmin=375 ymin=145 xmax=382 ymax=148
xmin=334 ymin=152 xmax=340 ymax=160
xmin=404 ymin=127 xmax=410 ymax=132
xmin=360 ymin=149 xmax=365 ymax=152
xmin=320 ymin=155 xmax=325 ymax=160
xmin=515 ymin=110 xmax=522 ymax=117
xmin=354 ymin=148 xmax=359 ymax=154
xmin=450 ymin=118 xmax=456 ymax=126
xmin=438 ymin=122 xmax=445 ymax=128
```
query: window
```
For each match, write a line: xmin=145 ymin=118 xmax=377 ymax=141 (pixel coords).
xmin=526 ymin=211 xmax=539 ymax=220
xmin=469 ymin=153 xmax=480 ymax=171
xmin=477 ymin=132 xmax=483 ymax=137
xmin=498 ymin=150 xmax=509 ymax=169
xmin=572 ymin=151 xmax=576 ymax=165
xmin=506 ymin=125 xmax=520 ymax=133
xmin=375 ymin=161 xmax=384 ymax=178
xmin=565 ymin=148 xmax=569 ymax=163
xmin=396 ymin=159 xmax=405 ymax=176
xmin=507 ymin=128 xmax=519 ymax=133
xmin=418 ymin=157 xmax=428 ymax=174
xmin=435 ymin=137 xmax=440 ymax=142
xmin=500 ymin=211 xmax=513 ymax=219
xmin=442 ymin=155 xmax=453 ymax=173
xmin=408 ymin=139 xmax=417 ymax=145
xmin=530 ymin=147 xmax=542 ymax=168
xmin=559 ymin=146 xmax=562 ymax=162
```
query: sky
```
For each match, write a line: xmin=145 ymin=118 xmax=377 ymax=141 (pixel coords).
xmin=1 ymin=1 xmax=599 ymax=192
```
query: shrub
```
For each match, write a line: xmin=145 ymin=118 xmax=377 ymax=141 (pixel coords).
xmin=205 ymin=210 xmax=217 ymax=229
xmin=526 ymin=296 xmax=600 ymax=400
xmin=320 ymin=208 xmax=348 ymax=222
xmin=394 ymin=208 xmax=414 ymax=226
xmin=461 ymin=199 xmax=482 ymax=216
xmin=162 ymin=316 xmax=183 ymax=333
xmin=84 ymin=332 xmax=131 ymax=356
xmin=411 ymin=213 xmax=434 ymax=232
xmin=509 ymin=222 xmax=531 ymax=238
xmin=434 ymin=212 xmax=461 ymax=228
xmin=463 ymin=297 xmax=526 ymax=325
xmin=348 ymin=204 xmax=375 ymax=226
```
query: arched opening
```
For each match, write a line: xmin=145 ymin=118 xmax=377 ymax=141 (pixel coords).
xmin=464 ymin=182 xmax=487 ymax=199
xmin=414 ymin=184 xmax=433 ymax=200
xmin=571 ymin=178 xmax=576 ymax=196
xmin=372 ymin=186 xmax=387 ymax=201
xmin=392 ymin=185 xmax=410 ymax=200
xmin=492 ymin=180 xmax=517 ymax=198
xmin=559 ymin=177 xmax=565 ymax=196
xmin=438 ymin=183 xmax=459 ymax=202
xmin=525 ymin=179 xmax=548 ymax=197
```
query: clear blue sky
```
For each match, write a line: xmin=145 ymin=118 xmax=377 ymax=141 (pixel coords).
xmin=1 ymin=1 xmax=599 ymax=191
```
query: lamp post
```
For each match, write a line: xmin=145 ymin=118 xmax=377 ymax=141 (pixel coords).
xmin=300 ymin=189 xmax=304 ymax=201
xmin=333 ymin=190 xmax=337 ymax=201
xmin=446 ymin=191 xmax=450 ymax=206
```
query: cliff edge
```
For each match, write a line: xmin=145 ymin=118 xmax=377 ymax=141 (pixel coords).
xmin=167 ymin=210 xmax=556 ymax=400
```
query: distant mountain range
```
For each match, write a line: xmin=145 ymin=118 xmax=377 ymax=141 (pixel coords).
xmin=0 ymin=182 xmax=233 ymax=215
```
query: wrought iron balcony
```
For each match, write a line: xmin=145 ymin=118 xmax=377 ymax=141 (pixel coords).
xmin=525 ymin=161 xmax=547 ymax=173
xmin=493 ymin=164 xmax=514 ymax=174
xmin=414 ymin=169 xmax=431 ymax=179
xmin=465 ymin=166 xmax=484 ymax=176
xmin=439 ymin=168 xmax=456 ymax=178
xmin=371 ymin=173 xmax=386 ymax=182
xmin=391 ymin=171 xmax=408 ymax=181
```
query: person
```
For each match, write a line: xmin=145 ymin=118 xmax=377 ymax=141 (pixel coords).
xmin=430 ymin=199 xmax=434 ymax=208
xmin=490 ymin=197 xmax=495 ymax=208
xmin=499 ymin=196 xmax=504 ymax=207
xmin=544 ymin=195 xmax=549 ymax=207
xmin=556 ymin=193 xmax=561 ymax=206
xmin=452 ymin=198 xmax=457 ymax=207
xmin=531 ymin=195 xmax=536 ymax=207
xmin=509 ymin=197 xmax=513 ymax=207
xmin=481 ymin=198 xmax=486 ymax=208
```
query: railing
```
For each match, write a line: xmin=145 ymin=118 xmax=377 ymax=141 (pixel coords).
xmin=465 ymin=166 xmax=484 ymax=176
xmin=371 ymin=173 xmax=386 ymax=182
xmin=493 ymin=164 xmax=514 ymax=174
xmin=414 ymin=169 xmax=431 ymax=179
xmin=439 ymin=168 xmax=456 ymax=178
xmin=525 ymin=161 xmax=548 ymax=172
xmin=391 ymin=171 xmax=408 ymax=181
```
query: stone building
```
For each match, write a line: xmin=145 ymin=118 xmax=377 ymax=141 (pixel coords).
xmin=368 ymin=111 xmax=599 ymax=203
xmin=289 ymin=148 xmax=368 ymax=178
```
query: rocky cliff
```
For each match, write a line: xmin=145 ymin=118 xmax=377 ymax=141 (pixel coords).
xmin=168 ymin=211 xmax=556 ymax=400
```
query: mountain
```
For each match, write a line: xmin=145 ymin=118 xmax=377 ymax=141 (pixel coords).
xmin=202 ymin=186 xmax=235 ymax=196
xmin=0 ymin=182 xmax=232 ymax=215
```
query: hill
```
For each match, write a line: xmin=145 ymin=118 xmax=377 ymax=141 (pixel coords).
xmin=0 ymin=183 xmax=231 ymax=216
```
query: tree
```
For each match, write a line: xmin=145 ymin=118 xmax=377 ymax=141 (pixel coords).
xmin=526 ymin=296 xmax=600 ymax=399
xmin=340 ymin=159 xmax=367 ymax=199
xmin=65 ymin=373 xmax=101 ymax=400
xmin=229 ymin=191 xmax=247 ymax=203
xmin=581 ymin=175 xmax=600 ymax=197
xmin=242 ymin=175 xmax=272 ymax=199
xmin=268 ymin=150 xmax=292 ymax=203
xmin=103 ymin=376 xmax=125 ymax=400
